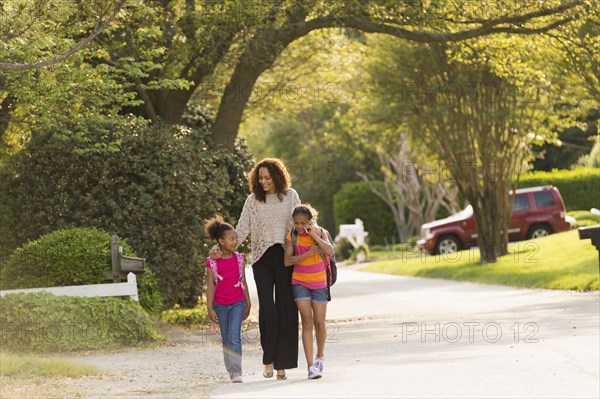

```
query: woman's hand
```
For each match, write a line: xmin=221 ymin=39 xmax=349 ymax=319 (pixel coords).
xmin=243 ymin=304 xmax=251 ymax=320
xmin=208 ymin=244 xmax=222 ymax=260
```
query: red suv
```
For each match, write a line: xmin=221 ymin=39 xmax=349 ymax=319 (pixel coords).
xmin=417 ymin=186 xmax=573 ymax=254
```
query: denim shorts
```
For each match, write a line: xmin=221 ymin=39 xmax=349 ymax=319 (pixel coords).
xmin=292 ymin=284 xmax=328 ymax=304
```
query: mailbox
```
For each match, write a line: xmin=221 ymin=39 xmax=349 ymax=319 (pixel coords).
xmin=578 ymin=225 xmax=600 ymax=267
xmin=110 ymin=235 xmax=146 ymax=282
xmin=121 ymin=255 xmax=145 ymax=273
xmin=338 ymin=218 xmax=369 ymax=247
xmin=337 ymin=218 xmax=369 ymax=262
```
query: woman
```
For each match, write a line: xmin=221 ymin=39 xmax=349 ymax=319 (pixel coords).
xmin=209 ymin=158 xmax=314 ymax=379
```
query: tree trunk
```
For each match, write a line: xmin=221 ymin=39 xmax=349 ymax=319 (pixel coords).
xmin=137 ymin=28 xmax=239 ymax=125
xmin=147 ymin=88 xmax=196 ymax=124
xmin=0 ymin=94 xmax=17 ymax=139
xmin=466 ymin=189 xmax=500 ymax=264
xmin=211 ymin=22 xmax=317 ymax=150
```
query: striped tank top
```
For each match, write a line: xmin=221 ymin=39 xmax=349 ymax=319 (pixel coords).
xmin=287 ymin=230 xmax=327 ymax=289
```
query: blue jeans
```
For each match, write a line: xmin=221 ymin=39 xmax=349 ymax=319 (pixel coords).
xmin=213 ymin=300 xmax=245 ymax=376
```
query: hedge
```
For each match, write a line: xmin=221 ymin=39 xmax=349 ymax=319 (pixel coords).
xmin=518 ymin=167 xmax=600 ymax=211
xmin=160 ymin=307 xmax=210 ymax=326
xmin=3 ymin=106 xmax=254 ymax=308
xmin=0 ymin=227 xmax=162 ymax=315
xmin=0 ymin=292 xmax=160 ymax=352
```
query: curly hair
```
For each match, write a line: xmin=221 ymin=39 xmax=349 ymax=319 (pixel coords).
xmin=248 ymin=158 xmax=292 ymax=202
xmin=204 ymin=215 xmax=234 ymax=242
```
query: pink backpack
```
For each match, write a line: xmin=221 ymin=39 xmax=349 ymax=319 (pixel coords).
xmin=207 ymin=252 xmax=245 ymax=290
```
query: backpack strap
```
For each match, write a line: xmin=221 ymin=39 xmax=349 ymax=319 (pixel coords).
xmin=207 ymin=257 xmax=223 ymax=285
xmin=325 ymin=229 xmax=336 ymax=262
xmin=234 ymin=252 xmax=245 ymax=290
xmin=208 ymin=254 xmax=245 ymax=291
xmin=318 ymin=227 xmax=335 ymax=302
xmin=291 ymin=228 xmax=298 ymax=255
xmin=317 ymin=227 xmax=332 ymax=265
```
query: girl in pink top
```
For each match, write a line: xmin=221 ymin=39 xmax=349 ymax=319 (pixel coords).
xmin=205 ymin=216 xmax=251 ymax=383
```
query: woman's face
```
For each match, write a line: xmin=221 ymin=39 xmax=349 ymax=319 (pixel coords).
xmin=258 ymin=167 xmax=275 ymax=194
xmin=293 ymin=214 xmax=313 ymax=233
xmin=219 ymin=230 xmax=239 ymax=252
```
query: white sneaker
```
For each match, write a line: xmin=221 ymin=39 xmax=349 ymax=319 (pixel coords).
xmin=314 ymin=357 xmax=325 ymax=373
xmin=307 ymin=364 xmax=322 ymax=379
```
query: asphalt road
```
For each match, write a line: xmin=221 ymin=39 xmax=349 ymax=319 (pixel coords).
xmin=209 ymin=264 xmax=600 ymax=398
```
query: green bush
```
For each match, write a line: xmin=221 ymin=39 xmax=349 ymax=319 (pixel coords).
xmin=1 ymin=227 xmax=119 ymax=289
xmin=160 ymin=306 xmax=209 ymax=326
xmin=4 ymin=106 xmax=254 ymax=308
xmin=334 ymin=237 xmax=354 ymax=261
xmin=589 ymin=141 xmax=600 ymax=168
xmin=0 ymin=227 xmax=162 ymax=314
xmin=575 ymin=140 xmax=600 ymax=169
xmin=519 ymin=167 xmax=600 ymax=211
xmin=333 ymin=181 xmax=397 ymax=245
xmin=569 ymin=210 xmax=600 ymax=227
xmin=137 ymin=270 xmax=163 ymax=315
xmin=351 ymin=243 xmax=371 ymax=262
xmin=0 ymin=292 xmax=160 ymax=352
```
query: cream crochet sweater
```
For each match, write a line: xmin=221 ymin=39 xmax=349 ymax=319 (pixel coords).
xmin=236 ymin=188 xmax=301 ymax=265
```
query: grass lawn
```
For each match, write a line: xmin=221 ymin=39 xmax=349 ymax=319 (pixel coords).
xmin=364 ymin=229 xmax=599 ymax=291
xmin=0 ymin=353 xmax=103 ymax=399
xmin=568 ymin=210 xmax=600 ymax=227
xmin=0 ymin=352 xmax=101 ymax=377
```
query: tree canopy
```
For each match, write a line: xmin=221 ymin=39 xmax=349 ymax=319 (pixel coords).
xmin=1 ymin=0 xmax=590 ymax=152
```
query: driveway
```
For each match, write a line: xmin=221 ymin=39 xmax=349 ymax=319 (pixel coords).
xmin=209 ymin=264 xmax=600 ymax=398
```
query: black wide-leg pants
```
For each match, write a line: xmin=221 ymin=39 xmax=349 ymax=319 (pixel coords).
xmin=252 ymin=244 xmax=298 ymax=370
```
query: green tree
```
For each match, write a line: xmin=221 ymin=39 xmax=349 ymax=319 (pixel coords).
xmin=0 ymin=0 xmax=126 ymax=71
xmin=333 ymin=181 xmax=397 ymax=245
xmin=241 ymin=29 xmax=370 ymax=234
xmin=208 ymin=0 xmax=588 ymax=150
xmin=3 ymin=0 xmax=582 ymax=152
xmin=356 ymin=37 xmax=550 ymax=262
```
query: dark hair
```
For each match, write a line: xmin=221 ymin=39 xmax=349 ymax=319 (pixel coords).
xmin=292 ymin=204 xmax=319 ymax=222
xmin=204 ymin=216 xmax=234 ymax=242
xmin=248 ymin=158 xmax=291 ymax=202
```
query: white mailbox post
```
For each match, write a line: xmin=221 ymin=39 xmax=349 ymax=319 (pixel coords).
xmin=337 ymin=219 xmax=369 ymax=262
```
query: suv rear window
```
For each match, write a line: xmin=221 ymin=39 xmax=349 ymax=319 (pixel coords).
xmin=534 ymin=191 xmax=555 ymax=208
xmin=513 ymin=195 xmax=530 ymax=212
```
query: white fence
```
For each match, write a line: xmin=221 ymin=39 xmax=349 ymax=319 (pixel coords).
xmin=0 ymin=272 xmax=139 ymax=301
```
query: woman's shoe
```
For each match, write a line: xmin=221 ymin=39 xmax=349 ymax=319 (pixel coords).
xmin=263 ymin=364 xmax=274 ymax=378
xmin=276 ymin=371 xmax=287 ymax=380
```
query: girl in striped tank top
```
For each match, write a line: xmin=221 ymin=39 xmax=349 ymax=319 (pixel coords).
xmin=284 ymin=204 xmax=334 ymax=379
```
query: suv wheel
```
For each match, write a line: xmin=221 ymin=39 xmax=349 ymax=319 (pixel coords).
xmin=435 ymin=235 xmax=461 ymax=254
xmin=527 ymin=224 xmax=552 ymax=239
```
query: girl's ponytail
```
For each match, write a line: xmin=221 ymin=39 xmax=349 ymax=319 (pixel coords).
xmin=204 ymin=216 xmax=234 ymax=241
